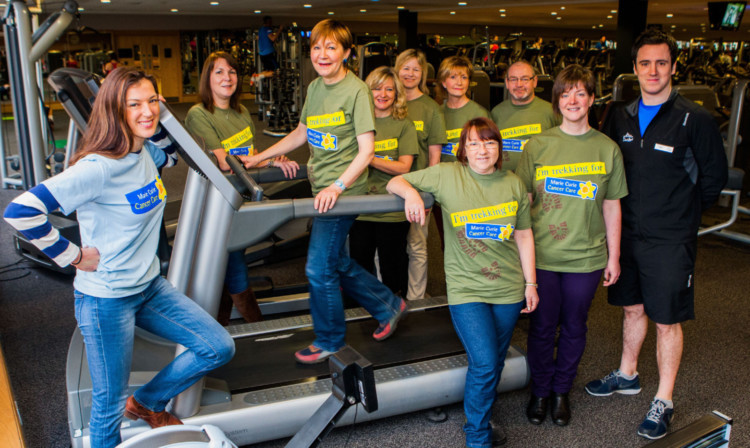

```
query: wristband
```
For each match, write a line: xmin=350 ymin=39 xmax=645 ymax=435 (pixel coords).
xmin=71 ymin=249 xmax=83 ymax=266
xmin=525 ymin=282 xmax=538 ymax=288
xmin=334 ymin=179 xmax=346 ymax=191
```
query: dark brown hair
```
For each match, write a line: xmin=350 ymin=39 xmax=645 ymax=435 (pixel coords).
xmin=199 ymin=51 xmax=242 ymax=113
xmin=72 ymin=67 xmax=158 ymax=164
xmin=551 ymin=64 xmax=595 ymax=115
xmin=632 ymin=29 xmax=678 ymax=65
xmin=456 ymin=117 xmax=503 ymax=171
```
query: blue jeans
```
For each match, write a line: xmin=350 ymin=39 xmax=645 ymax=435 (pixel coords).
xmin=74 ymin=276 xmax=235 ymax=448
xmin=450 ymin=300 xmax=524 ymax=448
xmin=224 ymin=249 xmax=249 ymax=294
xmin=305 ymin=214 xmax=403 ymax=352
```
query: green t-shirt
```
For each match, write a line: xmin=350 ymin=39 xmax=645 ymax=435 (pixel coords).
xmin=359 ymin=115 xmax=419 ymax=223
xmin=402 ymin=163 xmax=531 ymax=305
xmin=440 ymin=100 xmax=490 ymax=162
xmin=516 ymin=127 xmax=628 ymax=272
xmin=300 ymin=71 xmax=375 ymax=196
xmin=490 ymin=97 xmax=559 ymax=172
xmin=406 ymin=94 xmax=446 ymax=171
xmin=184 ymin=104 xmax=257 ymax=155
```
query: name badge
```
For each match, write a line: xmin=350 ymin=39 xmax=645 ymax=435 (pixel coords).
xmin=544 ymin=177 xmax=598 ymax=200
xmin=465 ymin=223 xmax=515 ymax=241
xmin=654 ymin=143 xmax=674 ymax=153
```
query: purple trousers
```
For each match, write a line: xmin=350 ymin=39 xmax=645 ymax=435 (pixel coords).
xmin=527 ymin=268 xmax=603 ymax=397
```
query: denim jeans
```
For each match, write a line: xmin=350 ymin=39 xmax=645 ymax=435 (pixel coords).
xmin=305 ymin=214 xmax=403 ymax=352
xmin=450 ymin=300 xmax=524 ymax=448
xmin=224 ymin=249 xmax=249 ymax=294
xmin=74 ymin=276 xmax=235 ymax=448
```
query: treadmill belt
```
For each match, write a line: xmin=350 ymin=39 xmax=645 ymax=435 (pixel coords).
xmin=211 ymin=307 xmax=464 ymax=393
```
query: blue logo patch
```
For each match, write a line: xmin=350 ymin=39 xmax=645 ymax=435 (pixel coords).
xmin=374 ymin=154 xmax=394 ymax=161
xmin=465 ymin=223 xmax=515 ymax=241
xmin=125 ymin=177 xmax=166 ymax=214
xmin=544 ymin=177 xmax=598 ymax=200
xmin=228 ymin=146 xmax=252 ymax=156
xmin=441 ymin=143 xmax=457 ymax=156
xmin=307 ymin=128 xmax=338 ymax=151
xmin=502 ymin=139 xmax=524 ymax=152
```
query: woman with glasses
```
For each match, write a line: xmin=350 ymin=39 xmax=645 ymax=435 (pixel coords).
xmin=516 ymin=64 xmax=627 ymax=426
xmin=388 ymin=117 xmax=538 ymax=448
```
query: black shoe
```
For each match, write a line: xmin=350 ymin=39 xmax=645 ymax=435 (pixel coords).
xmin=490 ymin=421 xmax=507 ymax=446
xmin=526 ymin=394 xmax=548 ymax=425
xmin=551 ymin=392 xmax=571 ymax=426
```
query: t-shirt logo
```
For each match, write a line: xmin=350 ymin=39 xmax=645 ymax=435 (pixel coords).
xmin=481 ymin=261 xmax=502 ymax=280
xmin=222 ymin=126 xmax=254 ymax=152
xmin=126 ymin=176 xmax=166 ymax=215
xmin=622 ymin=132 xmax=634 ymax=143
xmin=413 ymin=120 xmax=424 ymax=132
xmin=466 ymin=223 xmax=515 ymax=241
xmin=307 ymin=111 xmax=346 ymax=129
xmin=375 ymin=138 xmax=399 ymax=152
xmin=441 ymin=143 xmax=458 ymax=156
xmin=307 ymin=128 xmax=338 ymax=151
xmin=549 ymin=221 xmax=569 ymax=240
xmin=544 ymin=177 xmax=598 ymax=200
xmin=451 ymin=201 xmax=518 ymax=227
xmin=535 ymin=162 xmax=606 ymax=181
xmin=446 ymin=128 xmax=462 ymax=140
xmin=502 ymin=139 xmax=528 ymax=153
xmin=500 ymin=124 xmax=542 ymax=139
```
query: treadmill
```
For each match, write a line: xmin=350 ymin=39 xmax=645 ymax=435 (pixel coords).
xmin=65 ymin=88 xmax=530 ymax=448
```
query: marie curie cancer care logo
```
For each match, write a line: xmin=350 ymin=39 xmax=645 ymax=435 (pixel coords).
xmin=126 ymin=176 xmax=167 ymax=214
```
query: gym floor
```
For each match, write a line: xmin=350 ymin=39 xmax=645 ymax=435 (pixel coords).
xmin=1 ymin=103 xmax=749 ymax=447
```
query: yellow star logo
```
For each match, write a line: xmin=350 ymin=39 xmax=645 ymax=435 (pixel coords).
xmin=578 ymin=181 xmax=595 ymax=200
xmin=155 ymin=176 xmax=167 ymax=201
xmin=322 ymin=133 xmax=336 ymax=151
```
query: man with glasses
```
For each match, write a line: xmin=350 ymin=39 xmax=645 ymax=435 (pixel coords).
xmin=491 ymin=61 xmax=559 ymax=172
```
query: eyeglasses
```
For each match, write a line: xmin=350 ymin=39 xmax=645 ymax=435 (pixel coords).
xmin=506 ymin=76 xmax=535 ymax=84
xmin=465 ymin=140 xmax=500 ymax=151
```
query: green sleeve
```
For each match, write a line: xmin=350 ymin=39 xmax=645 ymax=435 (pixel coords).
xmin=514 ymin=177 xmax=532 ymax=230
xmin=399 ymin=121 xmax=419 ymax=157
xmin=606 ymin=143 xmax=629 ymax=200
xmin=427 ymin=107 xmax=447 ymax=146
xmin=402 ymin=164 xmax=443 ymax=197
xmin=184 ymin=107 xmax=221 ymax=150
xmin=515 ymin=139 xmax=536 ymax=193
xmin=352 ymin=86 xmax=376 ymax=136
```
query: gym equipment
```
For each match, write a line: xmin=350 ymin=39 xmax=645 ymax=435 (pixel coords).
xmin=644 ymin=411 xmax=732 ymax=448
xmin=65 ymin=102 xmax=530 ymax=447
xmin=116 ymin=424 xmax=237 ymax=448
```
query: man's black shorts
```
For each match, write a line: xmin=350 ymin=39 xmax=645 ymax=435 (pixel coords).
xmin=608 ymin=239 xmax=697 ymax=324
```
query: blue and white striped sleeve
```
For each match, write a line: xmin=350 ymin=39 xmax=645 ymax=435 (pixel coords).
xmin=148 ymin=124 xmax=179 ymax=169
xmin=3 ymin=184 xmax=80 ymax=267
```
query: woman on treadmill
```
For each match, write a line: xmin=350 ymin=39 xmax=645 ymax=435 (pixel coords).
xmin=244 ymin=19 xmax=407 ymax=364
xmin=348 ymin=66 xmax=417 ymax=297
xmin=3 ymin=67 xmax=235 ymax=448
xmin=387 ymin=117 xmax=538 ymax=448
xmin=184 ymin=51 xmax=297 ymax=325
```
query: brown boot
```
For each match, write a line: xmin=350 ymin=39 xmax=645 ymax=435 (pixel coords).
xmin=216 ymin=287 xmax=233 ymax=326
xmin=231 ymin=288 xmax=263 ymax=322
xmin=124 ymin=396 xmax=183 ymax=428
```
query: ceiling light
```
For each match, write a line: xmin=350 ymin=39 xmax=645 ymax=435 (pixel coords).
xmin=560 ymin=6 xmax=565 ymax=10
xmin=607 ymin=15 xmax=613 ymax=19
xmin=556 ymin=17 xmax=561 ymax=20
xmin=551 ymin=12 xmax=557 ymax=16
xmin=360 ymin=9 xmax=366 ymax=12
xmin=458 ymin=2 xmax=467 ymax=5
xmin=171 ymin=8 xmax=178 ymax=12
xmin=304 ymin=4 xmax=312 ymax=8
xmin=598 ymin=24 xmax=604 ymax=27
xmin=500 ymin=13 xmax=506 ymax=17
xmin=499 ymin=9 xmax=505 ymax=13
xmin=450 ymin=11 xmax=456 ymax=15
xmin=78 ymin=7 xmax=84 ymax=10
xmin=328 ymin=11 xmax=334 ymax=14
xmin=210 ymin=2 xmax=219 ymax=5
xmin=666 ymin=13 xmax=673 ymax=18
xmin=254 ymin=10 xmax=261 ymax=13
xmin=397 ymin=6 xmax=405 ymax=9
xmin=100 ymin=0 xmax=111 ymax=3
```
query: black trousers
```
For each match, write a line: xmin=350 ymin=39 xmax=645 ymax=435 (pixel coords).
xmin=349 ymin=219 xmax=410 ymax=297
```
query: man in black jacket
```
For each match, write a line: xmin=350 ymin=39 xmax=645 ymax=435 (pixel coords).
xmin=585 ymin=30 xmax=727 ymax=440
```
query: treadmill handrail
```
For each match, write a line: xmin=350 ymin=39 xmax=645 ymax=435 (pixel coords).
xmin=226 ymin=155 xmax=264 ymax=202
xmin=227 ymin=192 xmax=434 ymax=252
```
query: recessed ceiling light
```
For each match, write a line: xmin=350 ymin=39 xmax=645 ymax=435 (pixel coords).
xmin=551 ymin=12 xmax=557 ymax=16
xmin=499 ymin=9 xmax=505 ymax=13
xmin=397 ymin=6 xmax=405 ymax=9
xmin=100 ymin=0 xmax=110 ymax=3
xmin=556 ymin=17 xmax=561 ymax=20
xmin=458 ymin=2 xmax=467 ymax=5
xmin=254 ymin=10 xmax=261 ymax=13
xmin=304 ymin=4 xmax=312 ymax=8
xmin=210 ymin=2 xmax=219 ymax=5
xmin=607 ymin=15 xmax=613 ymax=19
xmin=360 ymin=9 xmax=366 ymax=12
xmin=611 ymin=10 xmax=617 ymax=13
xmin=500 ymin=13 xmax=506 ymax=17
xmin=78 ymin=7 xmax=84 ymax=10
xmin=171 ymin=8 xmax=178 ymax=12
xmin=328 ymin=11 xmax=334 ymax=15
xmin=560 ymin=6 xmax=565 ymax=10
xmin=450 ymin=11 xmax=456 ymax=15
xmin=666 ymin=13 xmax=673 ymax=18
